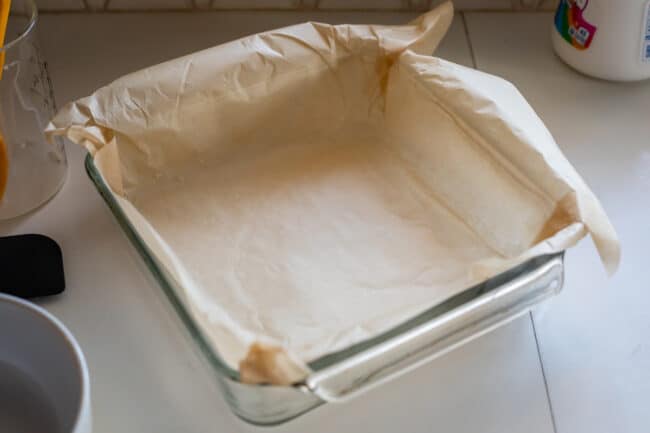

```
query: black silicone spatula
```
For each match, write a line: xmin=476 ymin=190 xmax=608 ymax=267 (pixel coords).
xmin=0 ymin=234 xmax=65 ymax=298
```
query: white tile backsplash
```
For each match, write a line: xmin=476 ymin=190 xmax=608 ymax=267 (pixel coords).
xmin=33 ymin=0 xmax=557 ymax=12
xmin=193 ymin=0 xmax=212 ymax=8
xmin=85 ymin=0 xmax=107 ymax=10
xmin=107 ymin=0 xmax=192 ymax=10
xmin=538 ymin=0 xmax=558 ymax=10
xmin=35 ymin=0 xmax=85 ymax=10
xmin=448 ymin=0 xmax=513 ymax=9
xmin=318 ymin=0 xmax=408 ymax=9
xmin=212 ymin=0 xmax=298 ymax=9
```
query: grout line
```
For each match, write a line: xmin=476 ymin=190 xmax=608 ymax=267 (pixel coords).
xmin=460 ymin=12 xmax=477 ymax=69
xmin=35 ymin=8 xmax=556 ymax=14
xmin=530 ymin=312 xmax=559 ymax=433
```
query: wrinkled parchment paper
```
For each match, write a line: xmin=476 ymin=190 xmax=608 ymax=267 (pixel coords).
xmin=46 ymin=2 xmax=619 ymax=385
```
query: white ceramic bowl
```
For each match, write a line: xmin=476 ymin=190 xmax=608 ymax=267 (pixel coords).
xmin=0 ymin=293 xmax=91 ymax=433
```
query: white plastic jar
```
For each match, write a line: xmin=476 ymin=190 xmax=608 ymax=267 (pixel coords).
xmin=552 ymin=0 xmax=650 ymax=81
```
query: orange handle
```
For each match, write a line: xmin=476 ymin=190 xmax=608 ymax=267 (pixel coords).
xmin=0 ymin=0 xmax=11 ymax=80
xmin=0 ymin=0 xmax=11 ymax=201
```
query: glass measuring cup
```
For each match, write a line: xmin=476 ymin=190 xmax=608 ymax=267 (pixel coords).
xmin=0 ymin=0 xmax=66 ymax=220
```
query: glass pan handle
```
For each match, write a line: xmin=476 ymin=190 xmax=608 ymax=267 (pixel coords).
xmin=302 ymin=256 xmax=563 ymax=402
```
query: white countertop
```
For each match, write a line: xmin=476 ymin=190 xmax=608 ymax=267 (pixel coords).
xmin=1 ymin=10 xmax=648 ymax=433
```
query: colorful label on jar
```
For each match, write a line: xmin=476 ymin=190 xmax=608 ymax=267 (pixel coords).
xmin=554 ymin=0 xmax=597 ymax=50
xmin=641 ymin=1 xmax=650 ymax=63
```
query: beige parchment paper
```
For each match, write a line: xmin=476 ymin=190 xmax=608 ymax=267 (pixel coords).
xmin=46 ymin=2 xmax=619 ymax=385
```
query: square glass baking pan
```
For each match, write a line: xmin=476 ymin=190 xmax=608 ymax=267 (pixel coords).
xmin=86 ymin=154 xmax=564 ymax=426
